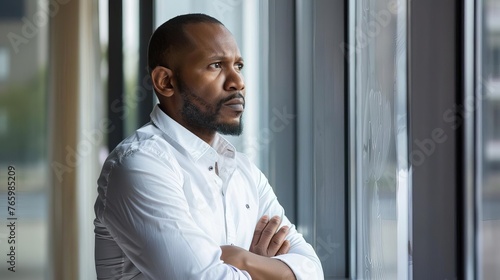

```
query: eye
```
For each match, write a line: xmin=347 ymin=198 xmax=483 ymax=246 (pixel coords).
xmin=236 ymin=63 xmax=244 ymax=71
xmin=209 ymin=62 xmax=222 ymax=69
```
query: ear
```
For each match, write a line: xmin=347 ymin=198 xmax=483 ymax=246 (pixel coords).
xmin=151 ymin=66 xmax=175 ymax=98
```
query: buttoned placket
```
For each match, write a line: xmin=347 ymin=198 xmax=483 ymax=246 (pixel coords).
xmin=203 ymin=148 xmax=232 ymax=245
xmin=204 ymin=147 xmax=239 ymax=246
xmin=217 ymin=155 xmax=237 ymax=245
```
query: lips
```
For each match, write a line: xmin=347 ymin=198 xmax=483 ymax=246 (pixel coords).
xmin=224 ymin=98 xmax=245 ymax=112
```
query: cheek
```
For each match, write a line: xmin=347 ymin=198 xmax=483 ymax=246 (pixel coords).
xmin=184 ymin=72 xmax=225 ymax=104
xmin=198 ymin=84 xmax=224 ymax=104
xmin=187 ymin=89 xmax=220 ymax=112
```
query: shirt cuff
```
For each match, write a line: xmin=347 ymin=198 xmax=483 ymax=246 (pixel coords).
xmin=272 ymin=253 xmax=324 ymax=280
xmin=227 ymin=264 xmax=252 ymax=279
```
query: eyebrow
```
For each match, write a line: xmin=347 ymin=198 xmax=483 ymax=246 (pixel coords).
xmin=207 ymin=54 xmax=244 ymax=62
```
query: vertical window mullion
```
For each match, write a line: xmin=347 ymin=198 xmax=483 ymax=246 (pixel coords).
xmin=107 ymin=0 xmax=124 ymax=151
xmin=138 ymin=0 xmax=154 ymax=126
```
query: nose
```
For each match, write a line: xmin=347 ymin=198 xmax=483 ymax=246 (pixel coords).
xmin=224 ymin=68 xmax=245 ymax=92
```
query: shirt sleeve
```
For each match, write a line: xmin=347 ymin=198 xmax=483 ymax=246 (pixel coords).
xmin=96 ymin=147 xmax=252 ymax=280
xmin=254 ymin=167 xmax=324 ymax=280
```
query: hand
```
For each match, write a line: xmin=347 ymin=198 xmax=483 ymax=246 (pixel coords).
xmin=249 ymin=215 xmax=291 ymax=257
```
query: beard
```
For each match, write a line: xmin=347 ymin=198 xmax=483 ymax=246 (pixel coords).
xmin=177 ymin=78 xmax=244 ymax=136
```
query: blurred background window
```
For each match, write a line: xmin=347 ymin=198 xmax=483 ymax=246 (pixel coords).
xmin=0 ymin=0 xmax=50 ymax=278
xmin=479 ymin=0 xmax=500 ymax=278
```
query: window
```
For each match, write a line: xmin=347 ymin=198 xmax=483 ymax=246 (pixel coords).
xmin=350 ymin=0 xmax=410 ymax=278
xmin=0 ymin=0 xmax=50 ymax=278
xmin=479 ymin=0 xmax=500 ymax=278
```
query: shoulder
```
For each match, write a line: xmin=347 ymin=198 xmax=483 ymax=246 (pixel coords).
xmin=96 ymin=126 xmax=185 ymax=205
xmin=100 ymin=125 xmax=182 ymax=182
xmin=110 ymin=124 xmax=175 ymax=163
xmin=235 ymin=152 xmax=258 ymax=173
xmin=234 ymin=152 xmax=269 ymax=188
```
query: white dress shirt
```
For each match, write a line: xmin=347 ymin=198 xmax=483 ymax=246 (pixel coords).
xmin=94 ymin=105 xmax=324 ymax=280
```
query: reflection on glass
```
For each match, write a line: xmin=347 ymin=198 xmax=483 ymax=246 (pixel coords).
xmin=480 ymin=0 xmax=500 ymax=278
xmin=0 ymin=0 xmax=49 ymax=279
xmin=353 ymin=0 xmax=409 ymax=279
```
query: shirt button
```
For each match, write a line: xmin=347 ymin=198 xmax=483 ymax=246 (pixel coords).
xmin=208 ymin=166 xmax=213 ymax=171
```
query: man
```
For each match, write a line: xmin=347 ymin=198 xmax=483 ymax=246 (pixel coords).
xmin=94 ymin=13 xmax=323 ymax=279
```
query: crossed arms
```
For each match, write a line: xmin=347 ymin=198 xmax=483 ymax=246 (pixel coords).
xmin=221 ymin=215 xmax=296 ymax=279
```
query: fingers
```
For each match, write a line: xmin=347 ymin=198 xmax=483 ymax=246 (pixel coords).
xmin=251 ymin=215 xmax=269 ymax=248
xmin=267 ymin=224 xmax=289 ymax=256
xmin=258 ymin=216 xmax=281 ymax=249
xmin=250 ymin=215 xmax=290 ymax=257
xmin=276 ymin=240 xmax=291 ymax=255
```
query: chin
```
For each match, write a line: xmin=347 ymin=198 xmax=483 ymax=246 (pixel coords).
xmin=216 ymin=122 xmax=243 ymax=136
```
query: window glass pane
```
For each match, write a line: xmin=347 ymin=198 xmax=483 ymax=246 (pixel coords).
xmin=352 ymin=0 xmax=410 ymax=278
xmin=480 ymin=0 xmax=500 ymax=278
xmin=0 ymin=0 xmax=49 ymax=278
xmin=123 ymin=0 xmax=139 ymax=136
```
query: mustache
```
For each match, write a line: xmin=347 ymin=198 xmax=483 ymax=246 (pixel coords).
xmin=219 ymin=92 xmax=245 ymax=106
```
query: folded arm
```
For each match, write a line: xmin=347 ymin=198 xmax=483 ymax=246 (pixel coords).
xmin=221 ymin=245 xmax=296 ymax=280
xmin=220 ymin=214 xmax=298 ymax=279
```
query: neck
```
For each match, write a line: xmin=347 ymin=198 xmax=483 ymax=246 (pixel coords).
xmin=189 ymin=127 xmax=216 ymax=145
xmin=158 ymin=103 xmax=217 ymax=145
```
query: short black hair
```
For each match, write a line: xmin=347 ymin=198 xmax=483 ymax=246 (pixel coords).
xmin=147 ymin=13 xmax=223 ymax=72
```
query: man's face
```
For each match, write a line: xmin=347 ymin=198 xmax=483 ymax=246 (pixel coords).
xmin=171 ymin=23 xmax=246 ymax=136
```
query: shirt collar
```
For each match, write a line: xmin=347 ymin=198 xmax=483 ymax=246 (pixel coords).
xmin=150 ymin=104 xmax=236 ymax=162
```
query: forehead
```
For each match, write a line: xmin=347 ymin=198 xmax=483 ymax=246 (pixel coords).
xmin=182 ymin=23 xmax=241 ymax=60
